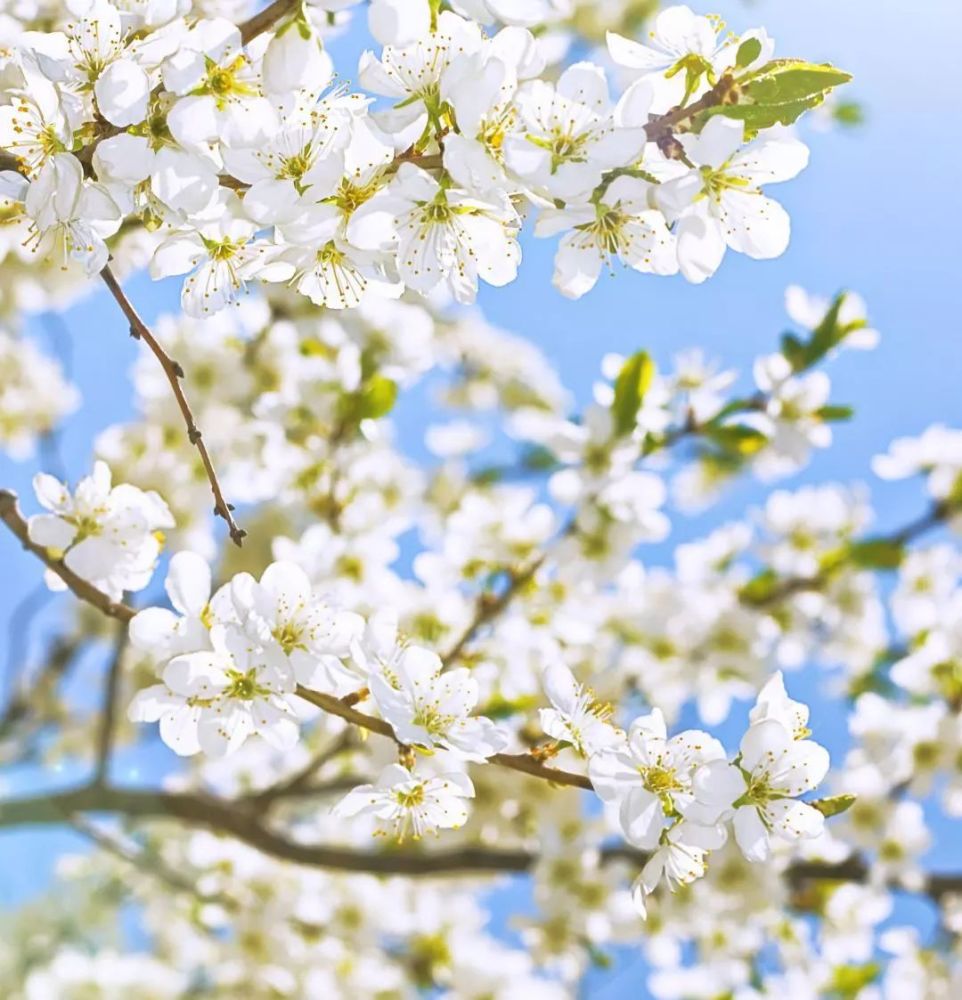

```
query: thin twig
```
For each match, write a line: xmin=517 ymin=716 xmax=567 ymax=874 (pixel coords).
xmin=93 ymin=624 xmax=129 ymax=786
xmin=295 ymin=684 xmax=593 ymax=790
xmin=238 ymin=0 xmax=298 ymax=44
xmin=99 ymin=265 xmax=246 ymax=546
xmin=246 ymin=730 xmax=359 ymax=804
xmin=745 ymin=500 xmax=952 ymax=609
xmin=69 ymin=814 xmax=236 ymax=910
xmin=441 ymin=556 xmax=545 ymax=670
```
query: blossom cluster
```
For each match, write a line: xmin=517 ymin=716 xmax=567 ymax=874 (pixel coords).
xmin=0 ymin=2 xmax=848 ymax=314
xmin=542 ymin=664 xmax=830 ymax=913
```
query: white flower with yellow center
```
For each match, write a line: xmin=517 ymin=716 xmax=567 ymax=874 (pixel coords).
xmin=333 ymin=763 xmax=475 ymax=842
xmin=588 ymin=708 xmax=731 ymax=849
xmin=535 ymin=175 xmax=678 ymax=299
xmin=348 ymin=163 xmax=520 ymax=304
xmin=658 ymin=116 xmax=810 ymax=283
xmin=369 ymin=641 xmax=508 ymax=762
xmin=128 ymin=623 xmax=298 ymax=758
xmin=27 ymin=459 xmax=174 ymax=600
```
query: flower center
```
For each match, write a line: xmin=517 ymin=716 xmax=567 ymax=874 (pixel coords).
xmin=225 ymin=669 xmax=267 ymax=701
xmin=395 ymin=783 xmax=426 ymax=809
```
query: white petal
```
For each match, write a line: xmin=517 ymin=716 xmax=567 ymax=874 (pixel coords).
xmin=733 ymin=805 xmax=770 ymax=862
xmin=166 ymin=551 xmax=211 ymax=616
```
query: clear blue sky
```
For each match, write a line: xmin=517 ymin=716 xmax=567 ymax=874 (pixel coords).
xmin=1 ymin=1 xmax=960 ymax=994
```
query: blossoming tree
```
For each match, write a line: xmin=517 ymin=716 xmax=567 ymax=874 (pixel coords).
xmin=0 ymin=0 xmax=958 ymax=996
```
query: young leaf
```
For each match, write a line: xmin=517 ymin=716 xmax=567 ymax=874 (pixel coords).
xmin=358 ymin=375 xmax=398 ymax=420
xmin=811 ymin=793 xmax=857 ymax=818
xmin=736 ymin=37 xmax=763 ymax=69
xmin=816 ymin=405 xmax=854 ymax=422
xmin=705 ymin=424 xmax=769 ymax=456
xmin=742 ymin=60 xmax=853 ymax=104
xmin=846 ymin=538 xmax=905 ymax=570
xmin=611 ymin=351 xmax=655 ymax=436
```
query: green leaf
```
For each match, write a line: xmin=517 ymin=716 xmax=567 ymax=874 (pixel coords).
xmin=611 ymin=351 xmax=655 ymax=436
xmin=742 ymin=59 xmax=853 ymax=104
xmin=780 ymin=331 xmax=809 ymax=371
xmin=701 ymin=59 xmax=852 ymax=133
xmin=805 ymin=293 xmax=848 ymax=365
xmin=816 ymin=405 xmax=854 ymax=422
xmin=833 ymin=100 xmax=865 ymax=127
xmin=846 ymin=538 xmax=905 ymax=570
xmin=521 ymin=444 xmax=561 ymax=472
xmin=705 ymin=424 xmax=769 ymax=456
xmin=811 ymin=793 xmax=857 ymax=819
xmin=357 ymin=375 xmax=397 ymax=420
xmin=826 ymin=962 xmax=881 ymax=999
xmin=735 ymin=37 xmax=763 ymax=69
xmin=703 ymin=96 xmax=827 ymax=131
xmin=739 ymin=569 xmax=779 ymax=605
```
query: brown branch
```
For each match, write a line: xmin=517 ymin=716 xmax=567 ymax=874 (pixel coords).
xmin=0 ymin=633 xmax=81 ymax=752
xmin=441 ymin=556 xmax=546 ymax=670
xmin=0 ymin=785 xmax=534 ymax=875
xmin=244 ymin=731 xmax=360 ymax=804
xmin=295 ymin=684 xmax=593 ymax=790
xmin=238 ymin=0 xmax=298 ymax=44
xmin=3 ymin=784 xmax=961 ymax=899
xmin=93 ymin=625 xmax=129 ymax=785
xmin=0 ymin=501 xmax=593 ymax=792
xmin=100 ymin=265 xmax=246 ymax=546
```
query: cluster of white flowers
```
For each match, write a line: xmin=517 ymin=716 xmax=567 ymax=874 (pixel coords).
xmin=535 ymin=665 xmax=831 ymax=914
xmin=0 ymin=1 xmax=848 ymax=314
xmin=26 ymin=460 xmax=173 ymax=600
xmin=4 ymin=2 xmax=961 ymax=997
xmin=0 ymin=327 xmax=78 ymax=457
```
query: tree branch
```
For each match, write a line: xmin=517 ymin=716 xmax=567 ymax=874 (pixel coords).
xmin=3 ymin=784 xmax=961 ymax=901
xmin=744 ymin=500 xmax=952 ymax=610
xmin=294 ymin=684 xmax=593 ymax=790
xmin=238 ymin=0 xmax=298 ymax=45
xmin=441 ymin=556 xmax=545 ymax=670
xmin=93 ymin=625 xmax=129 ymax=786
xmin=100 ymin=265 xmax=246 ymax=546
xmin=0 ymin=785 xmax=534 ymax=875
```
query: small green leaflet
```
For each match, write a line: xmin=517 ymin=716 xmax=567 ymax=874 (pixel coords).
xmin=811 ymin=793 xmax=857 ymax=818
xmin=611 ymin=350 xmax=655 ymax=436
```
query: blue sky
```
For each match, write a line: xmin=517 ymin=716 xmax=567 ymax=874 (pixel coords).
xmin=1 ymin=0 xmax=960 ymax=994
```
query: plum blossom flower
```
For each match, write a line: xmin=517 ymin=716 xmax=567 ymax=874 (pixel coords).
xmin=21 ymin=153 xmax=121 ymax=275
xmin=440 ymin=26 xmax=543 ymax=197
xmin=630 ymin=821 xmax=723 ymax=917
xmin=749 ymin=671 xmax=812 ymax=739
xmin=504 ymin=62 xmax=646 ymax=201
xmin=228 ymin=560 xmax=364 ymax=690
xmin=658 ymin=116 xmax=809 ymax=283
xmin=588 ymin=708 xmax=731 ymax=849
xmin=358 ymin=11 xmax=484 ymax=140
xmin=150 ymin=197 xmax=287 ymax=316
xmin=129 ymin=550 xmax=234 ymax=661
xmin=534 ymin=176 xmax=678 ymax=299
xmin=607 ymin=6 xmax=727 ymax=78
xmin=348 ymin=163 xmax=520 ymax=304
xmin=27 ymin=460 xmax=173 ymax=600
xmin=128 ymin=623 xmax=298 ymax=757
xmin=162 ymin=18 xmax=276 ymax=148
xmin=728 ymin=718 xmax=830 ymax=862
xmin=369 ymin=643 xmax=508 ymax=761
xmin=333 ymin=763 xmax=475 ymax=841
xmin=538 ymin=661 xmax=621 ymax=757
xmin=0 ymin=61 xmax=79 ymax=177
